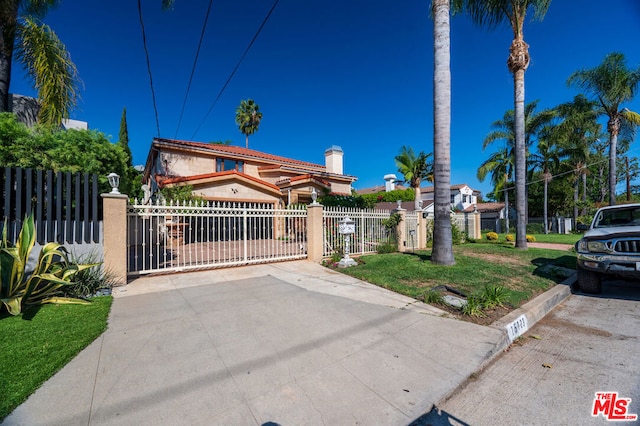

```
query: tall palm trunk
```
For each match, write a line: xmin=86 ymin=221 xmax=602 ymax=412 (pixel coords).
xmin=0 ymin=2 xmax=19 ymax=113
xmin=508 ymin=37 xmax=529 ymax=249
xmin=573 ymin=175 xmax=579 ymax=227
xmin=431 ymin=0 xmax=454 ymax=265
xmin=543 ymin=170 xmax=549 ymax=234
xmin=413 ymin=185 xmax=422 ymax=211
xmin=608 ymin=116 xmax=620 ymax=206
xmin=504 ymin=186 xmax=509 ymax=232
xmin=581 ymin=168 xmax=587 ymax=216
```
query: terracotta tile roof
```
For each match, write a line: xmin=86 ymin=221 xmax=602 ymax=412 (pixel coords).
xmin=154 ymin=138 xmax=325 ymax=170
xmin=463 ymin=202 xmax=505 ymax=213
xmin=157 ymin=170 xmax=281 ymax=192
xmin=374 ymin=201 xmax=420 ymax=211
xmin=355 ymin=184 xmax=409 ymax=194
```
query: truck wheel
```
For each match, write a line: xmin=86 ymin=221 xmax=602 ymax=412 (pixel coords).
xmin=576 ymin=266 xmax=602 ymax=294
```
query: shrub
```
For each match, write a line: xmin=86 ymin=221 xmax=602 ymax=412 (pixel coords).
xmin=451 ymin=221 xmax=465 ymax=245
xmin=486 ymin=232 xmax=499 ymax=241
xmin=526 ymin=234 xmax=536 ymax=242
xmin=422 ymin=289 xmax=444 ymax=305
xmin=461 ymin=295 xmax=486 ymax=317
xmin=376 ymin=242 xmax=397 ymax=254
xmin=505 ymin=234 xmax=515 ymax=242
xmin=0 ymin=214 xmax=96 ymax=315
xmin=480 ymin=284 xmax=510 ymax=309
xmin=526 ymin=223 xmax=544 ymax=234
xmin=62 ymin=251 xmax=118 ymax=299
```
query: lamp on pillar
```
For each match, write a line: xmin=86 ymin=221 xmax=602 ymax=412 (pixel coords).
xmin=311 ymin=187 xmax=318 ymax=205
xmin=107 ymin=173 xmax=120 ymax=194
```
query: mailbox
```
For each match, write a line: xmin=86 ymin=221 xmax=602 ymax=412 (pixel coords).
xmin=338 ymin=216 xmax=355 ymax=235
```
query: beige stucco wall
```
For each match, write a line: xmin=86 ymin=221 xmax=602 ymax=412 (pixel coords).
xmin=194 ymin=181 xmax=281 ymax=204
xmin=162 ymin=151 xmax=215 ymax=177
xmin=329 ymin=181 xmax=352 ymax=195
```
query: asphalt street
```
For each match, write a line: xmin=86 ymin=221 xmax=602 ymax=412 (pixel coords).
xmin=416 ymin=277 xmax=640 ymax=426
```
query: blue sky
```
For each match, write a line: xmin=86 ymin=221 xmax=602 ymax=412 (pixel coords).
xmin=10 ymin=0 xmax=640 ymax=198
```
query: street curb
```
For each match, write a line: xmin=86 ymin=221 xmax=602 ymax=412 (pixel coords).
xmin=429 ymin=273 xmax=576 ymax=412
xmin=491 ymin=273 xmax=575 ymax=342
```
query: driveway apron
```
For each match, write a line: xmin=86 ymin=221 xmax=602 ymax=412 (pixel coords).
xmin=3 ymin=261 xmax=506 ymax=426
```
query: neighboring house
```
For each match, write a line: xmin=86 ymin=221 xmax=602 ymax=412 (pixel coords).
xmin=143 ymin=138 xmax=357 ymax=206
xmin=357 ymin=176 xmax=481 ymax=213
xmin=9 ymin=93 xmax=88 ymax=129
xmin=467 ymin=202 xmax=514 ymax=232
xmin=420 ymin=184 xmax=480 ymax=213
xmin=355 ymin=174 xmax=408 ymax=195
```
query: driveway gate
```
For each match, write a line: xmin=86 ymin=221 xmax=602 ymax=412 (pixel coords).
xmin=127 ymin=200 xmax=307 ymax=276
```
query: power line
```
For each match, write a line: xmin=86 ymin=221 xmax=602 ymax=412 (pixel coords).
xmin=190 ymin=0 xmax=280 ymax=140
xmin=493 ymin=145 xmax=640 ymax=195
xmin=174 ymin=0 xmax=214 ymax=138
xmin=137 ymin=0 xmax=161 ymax=137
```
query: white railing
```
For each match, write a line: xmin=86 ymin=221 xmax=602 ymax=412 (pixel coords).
xmin=127 ymin=200 xmax=307 ymax=276
xmin=322 ymin=206 xmax=392 ymax=256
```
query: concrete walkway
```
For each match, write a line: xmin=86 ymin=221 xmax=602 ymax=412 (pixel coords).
xmin=4 ymin=261 xmax=564 ymax=426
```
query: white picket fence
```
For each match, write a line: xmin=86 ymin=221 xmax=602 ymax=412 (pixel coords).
xmin=322 ymin=206 xmax=394 ymax=257
xmin=127 ymin=200 xmax=307 ymax=276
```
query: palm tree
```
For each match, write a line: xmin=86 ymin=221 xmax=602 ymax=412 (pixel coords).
xmin=235 ymin=99 xmax=262 ymax=149
xmin=477 ymin=146 xmax=513 ymax=231
xmin=483 ymin=100 xmax=554 ymax=224
xmin=554 ymin=95 xmax=600 ymax=219
xmin=0 ymin=1 xmax=79 ymax=126
xmin=394 ymin=145 xmax=433 ymax=211
xmin=529 ymin=125 xmax=562 ymax=234
xmin=463 ymin=0 xmax=551 ymax=249
xmin=567 ymin=52 xmax=640 ymax=206
xmin=431 ymin=0 xmax=454 ymax=265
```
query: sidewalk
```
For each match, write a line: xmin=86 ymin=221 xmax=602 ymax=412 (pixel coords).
xmin=3 ymin=261 xmax=571 ymax=425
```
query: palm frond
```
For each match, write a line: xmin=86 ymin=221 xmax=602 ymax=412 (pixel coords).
xmin=15 ymin=17 xmax=80 ymax=127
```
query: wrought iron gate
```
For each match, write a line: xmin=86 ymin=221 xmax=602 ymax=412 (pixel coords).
xmin=127 ymin=200 xmax=307 ymax=276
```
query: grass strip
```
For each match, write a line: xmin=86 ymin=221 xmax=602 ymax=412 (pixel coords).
xmin=340 ymin=244 xmax=575 ymax=308
xmin=0 ymin=296 xmax=112 ymax=420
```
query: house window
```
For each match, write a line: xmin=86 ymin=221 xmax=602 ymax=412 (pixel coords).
xmin=450 ymin=194 xmax=456 ymax=204
xmin=216 ymin=158 xmax=244 ymax=172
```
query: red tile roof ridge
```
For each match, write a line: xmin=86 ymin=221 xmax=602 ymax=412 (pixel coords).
xmin=158 ymin=170 xmax=280 ymax=192
xmin=154 ymin=138 xmax=325 ymax=170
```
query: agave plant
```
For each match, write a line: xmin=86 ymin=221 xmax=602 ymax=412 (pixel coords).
xmin=0 ymin=214 xmax=96 ymax=316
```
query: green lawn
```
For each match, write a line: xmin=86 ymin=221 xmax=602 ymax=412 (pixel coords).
xmin=339 ymin=243 xmax=575 ymax=312
xmin=0 ymin=296 xmax=112 ymax=420
xmin=528 ymin=233 xmax=582 ymax=245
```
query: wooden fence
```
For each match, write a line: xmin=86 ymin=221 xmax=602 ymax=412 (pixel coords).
xmin=0 ymin=167 xmax=102 ymax=244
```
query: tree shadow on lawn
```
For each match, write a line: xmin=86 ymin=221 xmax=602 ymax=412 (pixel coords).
xmin=531 ymin=255 xmax=576 ymax=282
xmin=404 ymin=251 xmax=431 ymax=262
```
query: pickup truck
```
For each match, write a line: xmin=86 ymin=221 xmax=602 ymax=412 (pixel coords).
xmin=575 ymin=203 xmax=640 ymax=293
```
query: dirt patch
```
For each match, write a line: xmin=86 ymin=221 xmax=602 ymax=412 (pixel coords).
xmin=528 ymin=242 xmax=574 ymax=251
xmin=540 ymin=313 xmax=612 ymax=337
xmin=432 ymin=301 xmax=511 ymax=326
xmin=463 ymin=252 xmax=527 ymax=266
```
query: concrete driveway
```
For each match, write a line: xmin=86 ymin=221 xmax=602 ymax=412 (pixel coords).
xmin=4 ymin=261 xmax=507 ymax=426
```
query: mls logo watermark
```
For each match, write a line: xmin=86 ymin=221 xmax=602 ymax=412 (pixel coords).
xmin=592 ymin=392 xmax=638 ymax=421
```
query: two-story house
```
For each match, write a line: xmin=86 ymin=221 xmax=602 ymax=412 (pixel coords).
xmin=143 ymin=138 xmax=357 ymax=206
xmin=420 ymin=184 xmax=480 ymax=213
